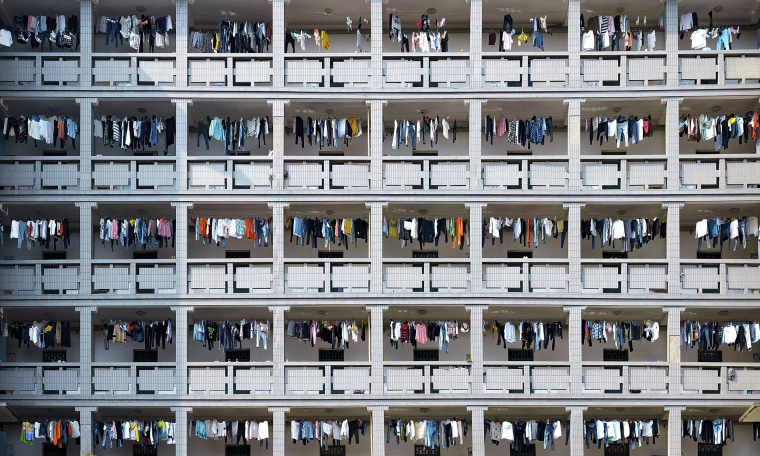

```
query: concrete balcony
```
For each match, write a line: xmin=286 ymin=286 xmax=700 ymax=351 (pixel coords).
xmin=92 ymin=54 xmax=177 ymax=86
xmin=482 ymin=156 xmax=568 ymax=190
xmin=285 ymin=54 xmax=372 ymax=88
xmin=187 ymin=260 xmax=273 ymax=294
xmin=187 ymin=157 xmax=273 ymax=191
xmin=0 ymin=156 xmax=80 ymax=192
xmin=383 ymin=53 xmax=471 ymax=88
xmin=187 ymin=362 xmax=273 ymax=396
xmin=285 ymin=157 xmax=370 ymax=190
xmin=383 ymin=260 xmax=471 ymax=293
xmin=0 ymin=53 xmax=81 ymax=86
xmin=680 ymin=260 xmax=760 ymax=294
xmin=680 ymin=155 xmax=760 ymax=190
xmin=91 ymin=260 xmax=177 ymax=295
xmin=284 ymin=260 xmax=371 ymax=293
xmin=383 ymin=156 xmax=470 ymax=190
xmin=92 ymin=156 xmax=176 ymax=191
xmin=582 ymin=363 xmax=669 ymax=395
xmin=0 ymin=261 xmax=80 ymax=295
xmin=679 ymin=50 xmax=760 ymax=85
xmin=285 ymin=363 xmax=371 ymax=395
xmin=580 ymin=260 xmax=669 ymax=294
xmin=581 ymin=52 xmax=668 ymax=87
xmin=481 ymin=52 xmax=570 ymax=88
xmin=91 ymin=363 xmax=176 ymax=395
xmin=0 ymin=364 xmax=81 ymax=395
xmin=384 ymin=363 xmax=471 ymax=395
xmin=189 ymin=54 xmax=273 ymax=87
xmin=482 ymin=259 xmax=569 ymax=293
xmin=581 ymin=156 xmax=668 ymax=190
xmin=483 ymin=362 xmax=571 ymax=394
xmin=681 ymin=363 xmax=760 ymax=396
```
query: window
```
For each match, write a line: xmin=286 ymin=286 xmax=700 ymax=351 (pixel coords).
xmin=603 ymin=443 xmax=629 ymax=456
xmin=319 ymin=151 xmax=344 ymax=157
xmin=603 ymin=349 xmax=629 ymax=362
xmin=133 ymin=350 xmax=158 ymax=363
xmin=226 ymin=350 xmax=251 ymax=362
xmin=134 ymin=251 xmax=158 ymax=260
xmin=133 ymin=445 xmax=158 ymax=456
xmin=603 ymin=251 xmax=628 ymax=259
xmin=413 ymin=349 xmax=439 ymax=362
xmin=319 ymin=350 xmax=345 ymax=362
xmin=318 ymin=251 xmax=344 ymax=259
xmin=43 ymin=251 xmax=67 ymax=260
xmin=414 ymin=446 xmax=441 ymax=456
xmin=507 ymin=251 xmax=532 ymax=259
xmin=698 ymin=443 xmax=723 ymax=456
xmin=226 ymin=251 xmax=251 ymax=259
xmin=43 ymin=351 xmax=67 ymax=362
xmin=413 ymin=251 xmax=438 ymax=259
xmin=508 ymin=349 xmax=534 ymax=361
xmin=412 ymin=151 xmax=438 ymax=157
xmin=601 ymin=151 xmax=626 ymax=156
xmin=225 ymin=446 xmax=250 ymax=456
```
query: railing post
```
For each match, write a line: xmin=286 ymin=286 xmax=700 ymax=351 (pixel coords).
xmin=466 ymin=202 xmax=486 ymax=292
xmin=466 ymin=305 xmax=487 ymax=394
xmin=564 ymin=305 xmax=586 ymax=396
xmin=564 ymin=202 xmax=586 ymax=293
xmin=564 ymin=98 xmax=584 ymax=191
xmin=367 ymin=304 xmax=388 ymax=395
xmin=466 ymin=99 xmax=485 ymax=190
xmin=566 ymin=406 xmax=587 ymax=456
xmin=268 ymin=306 xmax=289 ymax=395
xmin=663 ymin=202 xmax=684 ymax=294
xmin=268 ymin=202 xmax=289 ymax=293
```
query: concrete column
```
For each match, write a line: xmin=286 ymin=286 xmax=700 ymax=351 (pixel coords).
xmin=368 ymin=406 xmax=388 ymax=456
xmin=468 ymin=406 xmax=486 ymax=456
xmin=466 ymin=305 xmax=487 ymax=393
xmin=171 ymin=306 xmax=191 ymax=397
xmin=370 ymin=0 xmax=383 ymax=89
xmin=662 ymin=97 xmax=683 ymax=191
xmin=367 ymin=304 xmax=388 ymax=395
xmin=665 ymin=0 xmax=679 ymax=86
xmin=564 ymin=306 xmax=586 ymax=396
xmin=566 ymin=406 xmax=587 ymax=456
xmin=269 ymin=406 xmax=290 ymax=456
xmin=171 ymin=202 xmax=192 ymax=295
xmin=75 ymin=202 xmax=96 ymax=295
xmin=269 ymin=306 xmax=289 ymax=395
xmin=76 ymin=98 xmax=97 ymax=191
xmin=79 ymin=1 xmax=93 ymax=86
xmin=662 ymin=202 xmax=684 ymax=294
xmin=567 ymin=0 xmax=581 ymax=88
xmin=563 ymin=202 xmax=586 ymax=293
xmin=469 ymin=0 xmax=482 ymax=89
xmin=175 ymin=0 xmax=189 ymax=87
xmin=564 ymin=99 xmax=584 ymax=191
xmin=664 ymin=306 xmax=685 ymax=399
xmin=172 ymin=99 xmax=192 ymax=191
xmin=172 ymin=407 xmax=192 ymax=456
xmin=268 ymin=202 xmax=289 ymax=293
xmin=75 ymin=406 xmax=97 ymax=456
xmin=665 ymin=406 xmax=684 ymax=456
xmin=466 ymin=99 xmax=485 ymax=190
xmin=366 ymin=100 xmax=386 ymax=190
xmin=76 ymin=306 xmax=96 ymax=396
xmin=271 ymin=0 xmax=286 ymax=88
xmin=365 ymin=202 xmax=388 ymax=293
xmin=466 ymin=203 xmax=486 ymax=292
xmin=268 ymin=100 xmax=289 ymax=191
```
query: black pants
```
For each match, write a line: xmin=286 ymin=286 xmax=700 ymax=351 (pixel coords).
xmin=285 ymin=33 xmax=295 ymax=53
xmin=401 ymin=34 xmax=409 ymax=52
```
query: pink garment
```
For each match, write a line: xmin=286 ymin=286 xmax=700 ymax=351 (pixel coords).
xmin=496 ymin=116 xmax=507 ymax=137
xmin=111 ymin=219 xmax=119 ymax=239
xmin=416 ymin=323 xmax=428 ymax=345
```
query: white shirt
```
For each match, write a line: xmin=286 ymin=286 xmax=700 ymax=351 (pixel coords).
xmin=695 ymin=219 xmax=708 ymax=238
xmin=612 ymin=220 xmax=625 ymax=239
xmin=691 ymin=29 xmax=707 ymax=49
xmin=582 ymin=30 xmax=595 ymax=51
xmin=748 ymin=217 xmax=758 ymax=237
xmin=258 ymin=421 xmax=269 ymax=440
xmin=0 ymin=29 xmax=12 ymax=47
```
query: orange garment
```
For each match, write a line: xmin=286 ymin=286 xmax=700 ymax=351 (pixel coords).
xmin=245 ymin=218 xmax=256 ymax=240
xmin=54 ymin=421 xmax=62 ymax=448
xmin=452 ymin=217 xmax=463 ymax=249
xmin=57 ymin=119 xmax=65 ymax=139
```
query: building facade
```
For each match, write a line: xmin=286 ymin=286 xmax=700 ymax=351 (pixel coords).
xmin=1 ymin=0 xmax=759 ymax=456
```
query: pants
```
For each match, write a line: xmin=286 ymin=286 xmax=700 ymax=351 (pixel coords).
xmin=485 ymin=116 xmax=494 ymax=145
xmin=616 ymin=120 xmax=629 ymax=148
xmin=39 ymin=31 xmax=53 ymax=51
xmin=717 ymin=29 xmax=730 ymax=50
xmin=106 ymin=21 xmax=122 ymax=47
xmin=499 ymin=15 xmax=513 ymax=51
xmin=544 ymin=422 xmax=555 ymax=450
xmin=256 ymin=326 xmax=267 ymax=349
xmin=13 ymin=16 xmax=24 ymax=36
xmin=533 ymin=31 xmax=543 ymax=50
xmin=401 ymin=35 xmax=409 ymax=52
xmin=544 ymin=116 xmax=553 ymax=142
xmin=285 ymin=32 xmax=295 ymax=53
xmin=611 ymin=33 xmax=619 ymax=51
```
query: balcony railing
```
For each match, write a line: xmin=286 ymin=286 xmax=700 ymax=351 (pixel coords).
xmin=580 ymin=260 xmax=669 ymax=294
xmin=581 ymin=52 xmax=668 ymax=87
xmin=383 ymin=156 xmax=470 ymax=190
xmin=581 ymin=156 xmax=668 ymax=190
xmin=481 ymin=156 xmax=568 ymax=190
xmin=680 ymin=260 xmax=760 ymax=294
xmin=187 ymin=156 xmax=273 ymax=190
xmin=384 ymin=362 xmax=471 ymax=394
xmin=284 ymin=158 xmax=370 ymax=190
xmin=383 ymin=259 xmax=470 ymax=293
xmin=285 ymin=362 xmax=371 ymax=395
xmin=483 ymin=362 xmax=570 ymax=394
xmin=285 ymin=54 xmax=372 ymax=88
xmin=92 ymin=363 xmax=176 ymax=395
xmin=681 ymin=363 xmax=760 ymax=395
xmin=680 ymin=155 xmax=760 ymax=190
xmin=189 ymin=54 xmax=273 ymax=86
xmin=0 ymin=53 xmax=81 ymax=86
xmin=0 ymin=156 xmax=80 ymax=191
xmin=582 ymin=362 xmax=669 ymax=394
xmin=481 ymin=52 xmax=570 ymax=88
xmin=383 ymin=53 xmax=470 ymax=88
xmin=679 ymin=50 xmax=760 ymax=85
xmin=0 ymin=364 xmax=81 ymax=395
xmin=284 ymin=259 xmax=371 ymax=293
xmin=0 ymin=261 xmax=80 ymax=295
xmin=92 ymin=54 xmax=176 ymax=86
xmin=187 ymin=362 xmax=273 ymax=395
xmin=92 ymin=156 xmax=176 ymax=191
xmin=482 ymin=259 xmax=569 ymax=293
xmin=91 ymin=260 xmax=177 ymax=295
xmin=187 ymin=260 xmax=273 ymax=294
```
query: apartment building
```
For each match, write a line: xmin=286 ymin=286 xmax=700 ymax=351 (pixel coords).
xmin=0 ymin=0 xmax=759 ymax=455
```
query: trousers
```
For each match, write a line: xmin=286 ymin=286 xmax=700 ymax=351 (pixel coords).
xmin=197 ymin=122 xmax=209 ymax=149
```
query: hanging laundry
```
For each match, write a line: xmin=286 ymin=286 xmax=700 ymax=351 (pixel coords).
xmin=483 ymin=217 xmax=567 ymax=249
xmin=291 ymin=418 xmax=366 ymax=447
xmin=585 ymin=114 xmax=652 ymax=147
xmin=94 ymin=419 xmax=176 ymax=448
xmin=194 ymin=419 xmax=269 ymax=447
xmin=191 ymin=216 xmax=271 ymax=248
xmin=2 ymin=14 xmax=78 ymax=51
xmin=382 ymin=216 xmax=468 ymax=250
xmin=4 ymin=318 xmax=72 ymax=349
xmin=680 ymin=320 xmax=759 ymax=353
xmin=94 ymin=217 xmax=175 ymax=252
xmin=682 ymin=418 xmax=735 ymax=445
xmin=693 ymin=215 xmax=758 ymax=252
xmin=2 ymin=115 xmax=78 ymax=149
xmin=485 ymin=320 xmax=563 ymax=351
xmin=387 ymin=418 xmax=467 ymax=450
xmin=389 ymin=320 xmax=465 ymax=353
xmin=191 ymin=19 xmax=270 ymax=53
xmin=581 ymin=216 xmax=665 ymax=252
xmin=7 ymin=218 xmax=71 ymax=251
xmin=93 ymin=115 xmax=175 ymax=153
xmin=388 ymin=116 xmax=456 ymax=149
xmin=288 ymin=215 xmax=368 ymax=250
xmin=286 ymin=320 xmax=365 ymax=350
xmin=194 ymin=319 xmax=269 ymax=351
xmin=581 ymin=319 xmax=658 ymax=347
xmin=99 ymin=320 xmax=173 ymax=350
xmin=293 ymin=116 xmax=362 ymax=149
xmin=98 ymin=14 xmax=172 ymax=52
xmin=485 ymin=419 xmax=565 ymax=451
xmin=680 ymin=111 xmax=759 ymax=153
xmin=583 ymin=418 xmax=660 ymax=449
xmin=19 ymin=419 xmax=80 ymax=447
xmin=483 ymin=114 xmax=553 ymax=148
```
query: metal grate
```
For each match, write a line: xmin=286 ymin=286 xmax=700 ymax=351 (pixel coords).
xmin=414 ymin=445 xmax=440 ymax=456
xmin=133 ymin=445 xmax=158 ymax=456
xmin=226 ymin=251 xmax=251 ymax=259
xmin=225 ymin=446 xmax=251 ymax=456
xmin=320 ymin=445 xmax=346 ymax=456
xmin=42 ymin=252 xmax=67 ymax=260
xmin=604 ymin=443 xmax=630 ymax=456
xmin=698 ymin=351 xmax=723 ymax=363
xmin=226 ymin=350 xmax=251 ymax=362
xmin=42 ymin=350 xmax=67 ymax=362
xmin=318 ymin=251 xmax=344 ymax=259
xmin=697 ymin=252 xmax=721 ymax=260
xmin=413 ymin=349 xmax=439 ymax=362
xmin=511 ymin=444 xmax=536 ymax=456
xmin=133 ymin=251 xmax=158 ymax=260
xmin=43 ymin=443 xmax=67 ymax=456
xmin=602 ymin=251 xmax=628 ymax=259
xmin=413 ymin=251 xmax=439 ymax=259
xmin=507 ymin=251 xmax=532 ymax=259
xmin=319 ymin=349 xmax=345 ymax=362
xmin=698 ymin=443 xmax=723 ymax=456
xmin=133 ymin=350 xmax=158 ymax=363
xmin=603 ymin=349 xmax=629 ymax=362
xmin=508 ymin=349 xmax=534 ymax=361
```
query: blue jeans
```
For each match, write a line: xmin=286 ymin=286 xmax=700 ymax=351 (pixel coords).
xmin=544 ymin=422 xmax=555 ymax=450
xmin=533 ymin=31 xmax=544 ymax=50
xmin=615 ymin=326 xmax=625 ymax=349
xmin=734 ymin=218 xmax=747 ymax=251
xmin=106 ymin=21 xmax=122 ymax=47
xmin=197 ymin=122 xmax=209 ymax=150
xmin=616 ymin=120 xmax=628 ymax=148
xmin=717 ymin=29 xmax=730 ymax=50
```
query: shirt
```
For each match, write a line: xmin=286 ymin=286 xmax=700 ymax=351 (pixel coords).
xmin=690 ymin=29 xmax=707 ymax=49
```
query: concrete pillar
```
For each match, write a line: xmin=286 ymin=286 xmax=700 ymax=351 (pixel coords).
xmin=269 ymin=306 xmax=289 ymax=395
xmin=76 ymin=98 xmax=97 ymax=191
xmin=469 ymin=0 xmax=482 ymax=89
xmin=368 ymin=406 xmax=388 ymax=456
xmin=268 ymin=100 xmax=289 ymax=191
xmin=466 ymin=99 xmax=485 ymax=190
xmin=269 ymin=406 xmax=290 ymax=456
xmin=665 ymin=0 xmax=679 ymax=86
xmin=75 ymin=202 xmax=96 ymax=295
xmin=171 ymin=202 xmax=193 ymax=294
xmin=75 ymin=306 xmax=96 ymax=396
xmin=171 ymin=306 xmax=191 ymax=397
xmin=268 ymin=202 xmax=289 ymax=293
xmin=665 ymin=406 xmax=684 ymax=456
xmin=567 ymin=0 xmax=581 ymax=88
xmin=466 ymin=203 xmax=486 ymax=292
xmin=366 ymin=100 xmax=386 ymax=190
xmin=79 ymin=1 xmax=93 ymax=87
xmin=370 ymin=0 xmax=383 ymax=89
xmin=664 ymin=306 xmax=685 ymax=399
xmin=75 ymin=406 xmax=97 ymax=456
xmin=563 ymin=202 xmax=586 ymax=293
xmin=172 ymin=99 xmax=193 ymax=190
xmin=662 ymin=97 xmax=683 ymax=191
xmin=662 ymin=202 xmax=684 ymax=294
xmin=367 ymin=304 xmax=388 ymax=394
xmin=564 ymin=99 xmax=584 ymax=191
xmin=172 ymin=407 xmax=192 ymax=456
xmin=365 ymin=202 xmax=388 ymax=293
xmin=466 ymin=305 xmax=487 ymax=393
xmin=566 ymin=406 xmax=587 ymax=456
xmin=564 ymin=306 xmax=586 ymax=396
xmin=175 ymin=0 xmax=189 ymax=87
xmin=271 ymin=0 xmax=286 ymax=88
xmin=468 ymin=406 xmax=486 ymax=456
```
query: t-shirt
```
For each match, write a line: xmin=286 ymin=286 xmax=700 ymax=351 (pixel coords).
xmin=690 ymin=29 xmax=707 ymax=49
xmin=502 ymin=30 xmax=513 ymax=51
xmin=582 ymin=30 xmax=595 ymax=51
xmin=0 ymin=29 xmax=12 ymax=47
